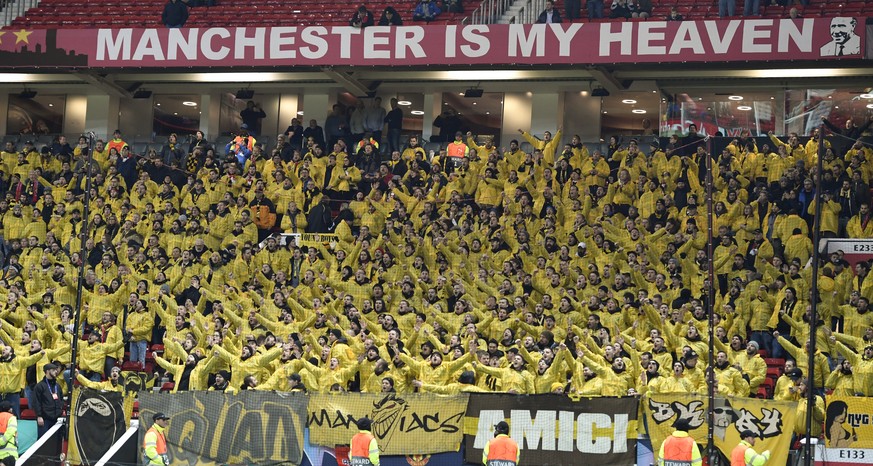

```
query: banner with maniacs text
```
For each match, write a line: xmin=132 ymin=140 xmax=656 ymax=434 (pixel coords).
xmin=138 ymin=391 xmax=309 ymax=465
xmin=307 ymin=392 xmax=468 ymax=455
xmin=464 ymin=394 xmax=639 ymax=466
xmin=825 ymin=397 xmax=873 ymax=448
xmin=646 ymin=394 xmax=797 ymax=466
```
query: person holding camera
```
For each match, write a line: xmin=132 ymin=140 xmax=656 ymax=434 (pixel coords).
xmin=188 ymin=130 xmax=210 ymax=155
xmin=349 ymin=5 xmax=375 ymax=28
xmin=240 ymin=101 xmax=266 ymax=136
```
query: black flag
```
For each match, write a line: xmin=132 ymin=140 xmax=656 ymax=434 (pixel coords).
xmin=70 ymin=388 xmax=126 ymax=465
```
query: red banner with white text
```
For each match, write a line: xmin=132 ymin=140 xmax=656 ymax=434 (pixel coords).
xmin=0 ymin=18 xmax=865 ymax=68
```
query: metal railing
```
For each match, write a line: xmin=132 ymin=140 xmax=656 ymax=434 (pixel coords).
xmin=2 ymin=0 xmax=39 ymax=27
xmin=510 ymin=0 xmax=545 ymax=24
xmin=468 ymin=0 xmax=515 ymax=24
xmin=467 ymin=0 xmax=545 ymax=24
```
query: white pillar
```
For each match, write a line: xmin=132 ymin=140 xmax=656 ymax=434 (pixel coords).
xmin=259 ymin=94 xmax=281 ymax=140
xmin=562 ymin=91 xmax=602 ymax=143
xmin=529 ymin=92 xmax=560 ymax=137
xmin=0 ymin=94 xmax=9 ymax=134
xmin=84 ymin=94 xmax=120 ymax=140
xmin=300 ymin=93 xmax=330 ymax=125
xmin=118 ymin=97 xmax=154 ymax=140
xmin=198 ymin=94 xmax=210 ymax=139
xmin=205 ymin=93 xmax=221 ymax=142
xmin=775 ymin=89 xmax=786 ymax=135
xmin=64 ymin=95 xmax=87 ymax=136
xmin=422 ymin=92 xmax=437 ymax=142
xmin=278 ymin=94 xmax=301 ymax=136
xmin=501 ymin=92 xmax=532 ymax=147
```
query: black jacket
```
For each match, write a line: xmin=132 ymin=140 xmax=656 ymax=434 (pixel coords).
xmin=306 ymin=202 xmax=334 ymax=233
xmin=50 ymin=142 xmax=73 ymax=157
xmin=32 ymin=378 xmax=64 ymax=421
xmin=537 ymin=8 xmax=562 ymax=23
xmin=162 ymin=0 xmax=189 ymax=26
xmin=284 ymin=124 xmax=304 ymax=148
xmin=160 ymin=143 xmax=186 ymax=166
xmin=349 ymin=10 xmax=375 ymax=28
xmin=823 ymin=118 xmax=873 ymax=140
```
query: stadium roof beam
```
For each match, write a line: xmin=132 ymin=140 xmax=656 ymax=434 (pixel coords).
xmin=586 ymin=66 xmax=628 ymax=94
xmin=74 ymin=71 xmax=132 ymax=99
xmin=320 ymin=67 xmax=374 ymax=97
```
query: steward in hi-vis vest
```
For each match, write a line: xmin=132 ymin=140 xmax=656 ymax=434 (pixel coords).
xmin=731 ymin=430 xmax=770 ymax=466
xmin=658 ymin=419 xmax=702 ymax=466
xmin=483 ymin=421 xmax=520 ymax=466
xmin=143 ymin=412 xmax=171 ymax=466
xmin=350 ymin=417 xmax=379 ymax=466
xmin=0 ymin=401 xmax=18 ymax=466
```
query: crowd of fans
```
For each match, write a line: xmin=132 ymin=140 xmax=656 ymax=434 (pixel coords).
xmin=0 ymin=106 xmax=872 ymax=429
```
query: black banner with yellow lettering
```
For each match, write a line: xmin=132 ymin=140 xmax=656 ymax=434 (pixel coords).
xmin=463 ymin=394 xmax=639 ymax=466
xmin=138 ymin=391 xmax=308 ymax=465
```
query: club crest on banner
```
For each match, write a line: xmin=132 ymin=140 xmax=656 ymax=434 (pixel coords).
xmin=406 ymin=454 xmax=431 ymax=465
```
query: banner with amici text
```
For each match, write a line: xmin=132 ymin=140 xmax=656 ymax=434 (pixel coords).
xmin=307 ymin=392 xmax=468 ymax=455
xmin=646 ymin=394 xmax=797 ymax=466
xmin=0 ymin=18 xmax=865 ymax=68
xmin=464 ymin=394 xmax=639 ymax=466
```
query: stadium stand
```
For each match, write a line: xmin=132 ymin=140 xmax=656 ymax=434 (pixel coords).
xmin=0 ymin=11 xmax=870 ymax=449
xmin=2 ymin=0 xmax=866 ymax=30
xmin=1 ymin=100 xmax=872 ymax=410
xmin=4 ymin=0 xmax=474 ymax=29
xmin=0 ymin=6 xmax=870 ymax=466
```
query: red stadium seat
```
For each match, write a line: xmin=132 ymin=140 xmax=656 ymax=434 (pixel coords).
xmin=760 ymin=378 xmax=774 ymax=398
xmin=0 ymin=0 xmax=488 ymax=28
xmin=121 ymin=361 xmax=142 ymax=371
xmin=764 ymin=358 xmax=784 ymax=368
